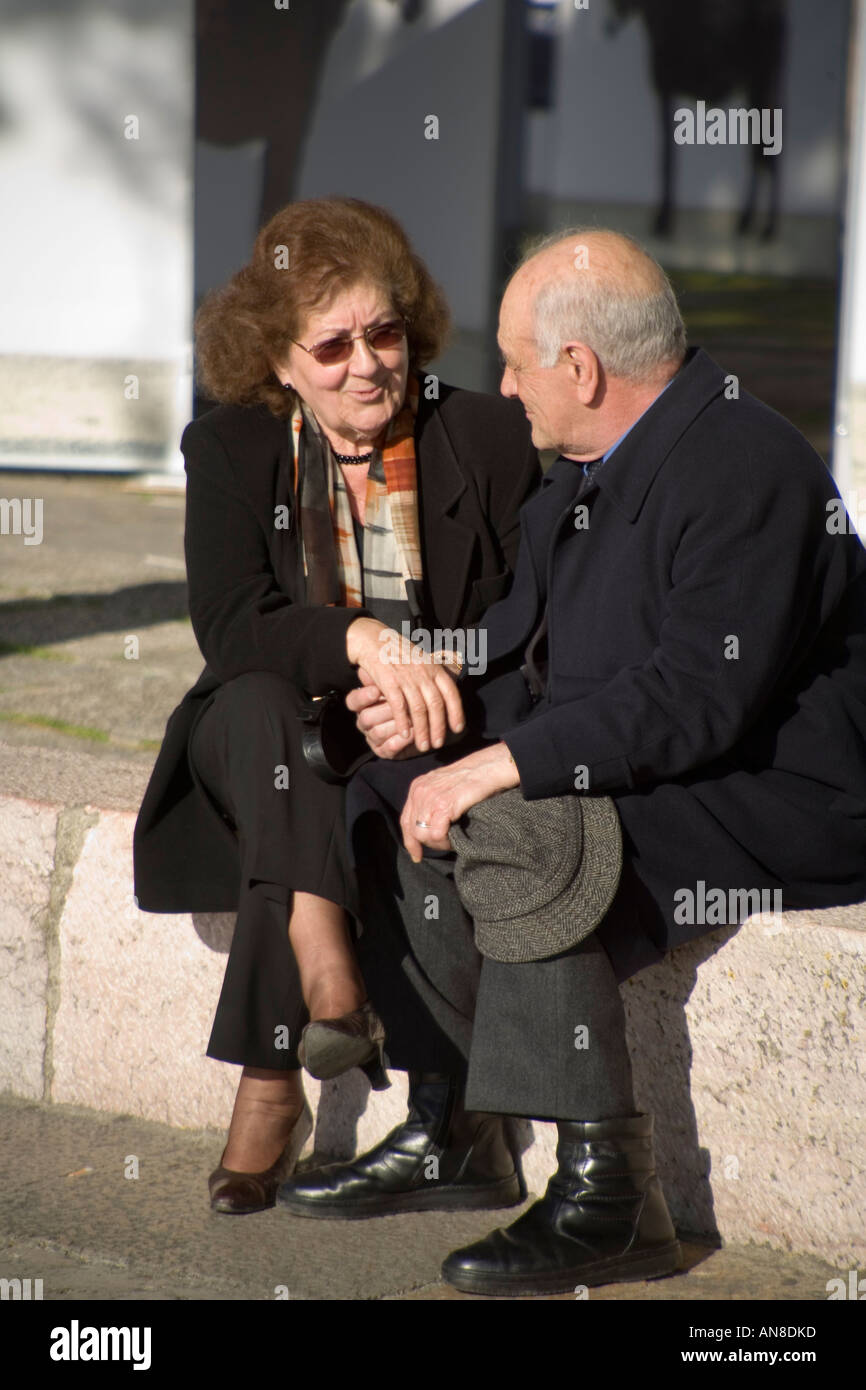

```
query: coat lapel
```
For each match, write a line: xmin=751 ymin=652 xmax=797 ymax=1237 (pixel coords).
xmin=595 ymin=347 xmax=726 ymax=521
xmin=527 ymin=455 xmax=589 ymax=578
xmin=269 ymin=415 xmax=302 ymax=599
xmin=415 ymin=395 xmax=478 ymax=629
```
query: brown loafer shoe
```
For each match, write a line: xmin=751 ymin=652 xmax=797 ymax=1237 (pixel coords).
xmin=208 ymin=1102 xmax=313 ymax=1214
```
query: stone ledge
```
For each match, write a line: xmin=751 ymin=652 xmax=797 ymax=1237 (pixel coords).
xmin=1 ymin=786 xmax=863 ymax=1269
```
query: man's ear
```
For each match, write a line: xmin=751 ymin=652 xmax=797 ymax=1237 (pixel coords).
xmin=564 ymin=343 xmax=600 ymax=403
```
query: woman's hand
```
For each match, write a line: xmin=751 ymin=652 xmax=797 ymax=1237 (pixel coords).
xmin=345 ymin=618 xmax=464 ymax=753
xmin=399 ymin=742 xmax=520 ymax=861
xmin=346 ymin=679 xmax=419 ymax=758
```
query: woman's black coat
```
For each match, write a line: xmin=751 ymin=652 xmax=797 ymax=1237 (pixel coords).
xmin=132 ymin=382 xmax=540 ymax=913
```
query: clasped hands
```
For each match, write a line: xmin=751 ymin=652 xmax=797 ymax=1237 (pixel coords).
xmin=345 ymin=617 xmax=519 ymax=861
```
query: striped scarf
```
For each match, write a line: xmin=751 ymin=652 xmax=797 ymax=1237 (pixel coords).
xmin=290 ymin=376 xmax=423 ymax=618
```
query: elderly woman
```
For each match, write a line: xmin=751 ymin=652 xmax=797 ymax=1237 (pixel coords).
xmin=133 ymin=197 xmax=539 ymax=1214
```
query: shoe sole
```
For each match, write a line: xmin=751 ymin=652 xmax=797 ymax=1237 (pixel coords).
xmin=277 ymin=1174 xmax=523 ymax=1221
xmin=299 ymin=1030 xmax=377 ymax=1080
xmin=211 ymin=1195 xmax=277 ymax=1215
xmin=441 ymin=1240 xmax=683 ymax=1297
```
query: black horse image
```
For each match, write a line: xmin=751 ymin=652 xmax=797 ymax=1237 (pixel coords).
xmin=607 ymin=0 xmax=787 ymax=239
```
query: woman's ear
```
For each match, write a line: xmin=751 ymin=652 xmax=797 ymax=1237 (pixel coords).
xmin=271 ymin=359 xmax=294 ymax=391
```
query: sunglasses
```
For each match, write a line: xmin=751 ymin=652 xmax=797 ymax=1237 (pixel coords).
xmin=290 ymin=317 xmax=409 ymax=367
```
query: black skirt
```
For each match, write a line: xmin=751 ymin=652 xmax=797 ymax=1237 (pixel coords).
xmin=187 ymin=670 xmax=359 ymax=1068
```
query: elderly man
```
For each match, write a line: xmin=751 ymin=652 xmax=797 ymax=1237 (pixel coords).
xmin=277 ymin=230 xmax=866 ymax=1297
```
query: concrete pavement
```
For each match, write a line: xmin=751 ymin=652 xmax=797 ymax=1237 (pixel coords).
xmin=0 ymin=1095 xmax=848 ymax=1302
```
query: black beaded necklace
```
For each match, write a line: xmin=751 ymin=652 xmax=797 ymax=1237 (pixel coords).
xmin=332 ymin=449 xmax=373 ymax=465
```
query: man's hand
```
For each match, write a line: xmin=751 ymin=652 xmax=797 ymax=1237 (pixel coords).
xmin=399 ymin=742 xmax=520 ymax=861
xmin=345 ymin=618 xmax=465 ymax=754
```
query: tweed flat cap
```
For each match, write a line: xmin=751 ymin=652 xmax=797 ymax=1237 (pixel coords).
xmin=448 ymin=789 xmax=622 ymax=963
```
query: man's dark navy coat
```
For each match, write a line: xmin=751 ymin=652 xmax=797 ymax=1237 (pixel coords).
xmin=355 ymin=346 xmax=866 ymax=976
xmin=467 ymin=346 xmax=866 ymax=965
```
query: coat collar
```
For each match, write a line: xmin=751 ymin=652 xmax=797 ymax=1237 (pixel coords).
xmin=543 ymin=347 xmax=727 ymax=523
xmin=414 ymin=378 xmax=468 ymax=515
xmin=413 ymin=381 xmax=477 ymax=627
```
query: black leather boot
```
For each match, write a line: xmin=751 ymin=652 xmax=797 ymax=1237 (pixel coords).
xmin=441 ymin=1113 xmax=681 ymax=1296
xmin=276 ymin=1072 xmax=522 ymax=1219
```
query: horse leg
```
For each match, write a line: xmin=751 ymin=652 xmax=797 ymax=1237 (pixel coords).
xmin=654 ymin=90 xmax=675 ymax=237
xmin=738 ymin=145 xmax=759 ymax=236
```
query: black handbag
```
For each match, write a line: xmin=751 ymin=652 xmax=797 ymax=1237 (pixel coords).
xmin=298 ymin=690 xmax=373 ymax=784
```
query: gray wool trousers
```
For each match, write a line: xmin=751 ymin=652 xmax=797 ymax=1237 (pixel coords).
xmin=353 ymin=815 xmax=638 ymax=1122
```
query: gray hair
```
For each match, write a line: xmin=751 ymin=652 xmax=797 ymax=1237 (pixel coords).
xmin=520 ymin=227 xmax=687 ymax=379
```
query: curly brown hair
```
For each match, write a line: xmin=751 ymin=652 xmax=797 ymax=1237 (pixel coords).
xmin=194 ymin=197 xmax=451 ymax=418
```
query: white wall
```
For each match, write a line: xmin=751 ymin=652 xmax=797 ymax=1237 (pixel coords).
xmin=0 ymin=0 xmax=193 ymax=471
xmin=833 ymin=0 xmax=866 ymax=517
xmin=0 ymin=1 xmax=192 ymax=358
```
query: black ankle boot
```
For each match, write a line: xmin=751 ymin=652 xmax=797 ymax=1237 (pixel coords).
xmin=275 ymin=1072 xmax=522 ymax=1219
xmin=441 ymin=1113 xmax=681 ymax=1296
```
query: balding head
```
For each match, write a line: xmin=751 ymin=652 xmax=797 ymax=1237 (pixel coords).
xmin=504 ymin=228 xmax=686 ymax=383
xmin=497 ymin=228 xmax=687 ymax=458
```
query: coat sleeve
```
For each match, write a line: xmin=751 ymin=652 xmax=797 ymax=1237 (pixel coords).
xmin=182 ymin=416 xmax=365 ymax=693
xmin=503 ymin=442 xmax=861 ymax=798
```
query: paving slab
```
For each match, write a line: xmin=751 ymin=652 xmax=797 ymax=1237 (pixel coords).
xmin=0 ymin=1095 xmax=849 ymax=1303
xmin=0 ymin=469 xmax=197 ymax=769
